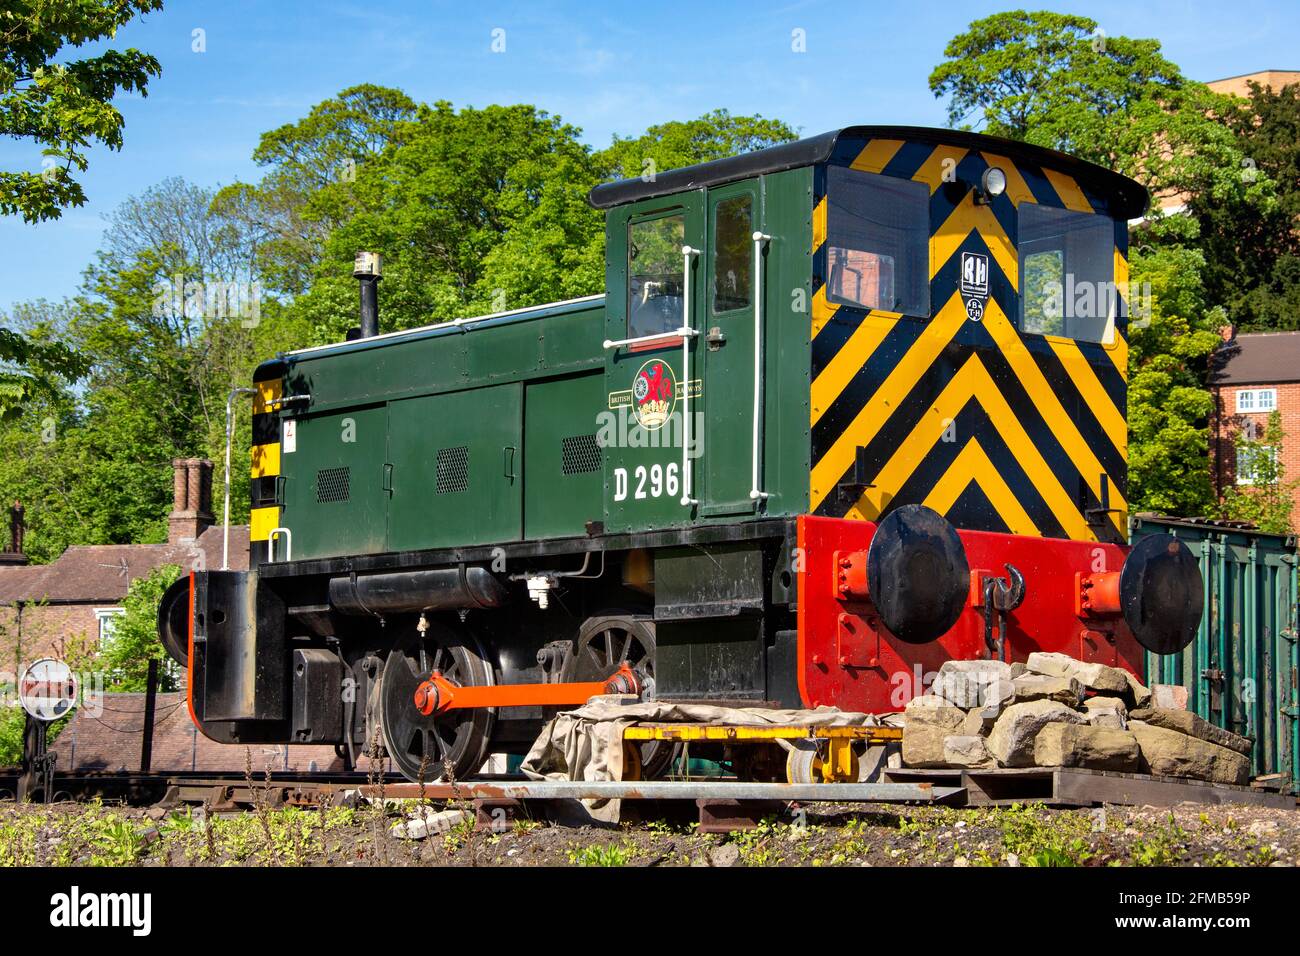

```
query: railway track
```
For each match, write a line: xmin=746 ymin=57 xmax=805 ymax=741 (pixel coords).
xmin=0 ymin=769 xmax=405 ymax=808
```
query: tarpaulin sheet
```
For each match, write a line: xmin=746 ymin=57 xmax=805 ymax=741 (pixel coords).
xmin=519 ymin=696 xmax=898 ymax=822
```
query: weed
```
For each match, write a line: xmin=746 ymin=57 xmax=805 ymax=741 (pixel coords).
xmin=567 ymin=840 xmax=635 ymax=867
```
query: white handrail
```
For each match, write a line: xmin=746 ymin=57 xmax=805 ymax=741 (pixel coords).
xmin=268 ymin=527 xmax=292 ymax=563
xmin=750 ymin=232 xmax=772 ymax=501
xmin=680 ymin=244 xmax=700 ymax=506
xmin=223 ymin=387 xmax=256 ymax=570
xmin=603 ymin=329 xmax=689 ymax=350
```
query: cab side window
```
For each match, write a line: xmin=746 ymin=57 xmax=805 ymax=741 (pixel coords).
xmin=628 ymin=213 xmax=685 ymax=337
xmin=1019 ymin=204 xmax=1114 ymax=343
xmin=712 ymin=195 xmax=753 ymax=313
xmin=825 ymin=166 xmax=930 ymax=317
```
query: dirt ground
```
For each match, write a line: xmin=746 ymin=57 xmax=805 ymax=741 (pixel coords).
xmin=1 ymin=795 xmax=1297 ymax=867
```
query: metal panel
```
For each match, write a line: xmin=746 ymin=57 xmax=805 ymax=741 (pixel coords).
xmin=1133 ymin=515 xmax=1299 ymax=790
xmin=523 ymin=373 xmax=606 ymax=539
xmin=387 ymin=384 xmax=523 ymax=550
xmin=195 ymin=570 xmax=286 ymax=724
xmin=279 ymin=405 xmax=388 ymax=561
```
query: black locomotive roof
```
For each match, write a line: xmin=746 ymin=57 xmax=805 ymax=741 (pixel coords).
xmin=587 ymin=125 xmax=1150 ymax=218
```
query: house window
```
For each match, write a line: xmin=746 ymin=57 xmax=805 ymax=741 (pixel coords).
xmin=1236 ymin=445 xmax=1279 ymax=485
xmin=95 ymin=608 xmax=125 ymax=648
xmin=1235 ymin=388 xmax=1277 ymax=413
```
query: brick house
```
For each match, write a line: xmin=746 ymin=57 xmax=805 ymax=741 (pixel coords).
xmin=0 ymin=461 xmax=361 ymax=773
xmin=1206 ymin=69 xmax=1300 ymax=99
xmin=1210 ymin=329 xmax=1300 ymax=528
xmin=0 ymin=459 xmax=247 ymax=673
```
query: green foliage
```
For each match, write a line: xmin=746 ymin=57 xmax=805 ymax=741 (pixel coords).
xmin=566 ymin=840 xmax=635 ymax=867
xmin=995 ymin=803 xmax=1096 ymax=866
xmin=213 ymin=84 xmax=417 ymax=297
xmin=0 ymin=1 xmax=163 ymax=223
xmin=928 ymin=11 xmax=1265 ymax=207
xmin=0 ymin=319 xmax=86 ymax=422
xmin=96 ymin=564 xmax=181 ymax=691
xmin=0 ymin=176 xmax=312 ymax=556
xmin=0 ymin=703 xmax=26 ymax=767
xmin=289 ymin=101 xmax=608 ymax=340
xmin=1195 ymin=82 xmax=1300 ymax=331
xmin=1221 ymin=410 xmax=1296 ymax=534
xmin=596 ymin=108 xmax=797 ymax=181
xmin=1125 ymin=236 xmax=1221 ymax=516
xmin=0 ymin=702 xmax=70 ymax=769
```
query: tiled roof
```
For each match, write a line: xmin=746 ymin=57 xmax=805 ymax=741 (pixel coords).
xmin=0 ymin=525 xmax=249 ymax=604
xmin=1212 ymin=331 xmax=1300 ymax=386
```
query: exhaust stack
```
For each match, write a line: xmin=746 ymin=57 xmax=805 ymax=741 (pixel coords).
xmin=354 ymin=251 xmax=382 ymax=338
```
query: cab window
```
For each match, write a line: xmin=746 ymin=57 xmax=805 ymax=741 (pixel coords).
xmin=825 ymin=166 xmax=930 ymax=317
xmin=1019 ymin=204 xmax=1114 ymax=343
xmin=628 ymin=213 xmax=684 ymax=337
xmin=712 ymin=195 xmax=753 ymax=313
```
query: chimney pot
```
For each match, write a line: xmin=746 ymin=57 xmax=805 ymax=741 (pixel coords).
xmin=169 ymin=458 xmax=216 ymax=544
xmin=172 ymin=458 xmax=188 ymax=513
xmin=0 ymin=500 xmax=26 ymax=565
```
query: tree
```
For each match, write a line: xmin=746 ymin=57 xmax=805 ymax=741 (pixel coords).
xmin=0 ymin=313 xmax=85 ymax=422
xmin=1221 ymin=410 xmax=1297 ymax=534
xmin=596 ymin=109 xmax=798 ymax=181
xmin=1124 ymin=233 xmax=1222 ymax=516
xmin=0 ymin=0 xmax=163 ymax=223
xmin=928 ymin=12 xmax=1269 ymax=206
xmin=289 ymin=101 xmax=608 ymax=340
xmin=212 ymin=84 xmax=417 ymax=297
xmin=0 ymin=176 xmax=310 ymax=556
xmin=97 ymin=564 xmax=181 ymax=691
xmin=1194 ymin=82 xmax=1300 ymax=331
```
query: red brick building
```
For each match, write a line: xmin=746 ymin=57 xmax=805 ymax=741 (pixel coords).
xmin=0 ymin=459 xmax=247 ymax=674
xmin=1210 ymin=329 xmax=1300 ymax=529
xmin=0 ymin=460 xmax=356 ymax=773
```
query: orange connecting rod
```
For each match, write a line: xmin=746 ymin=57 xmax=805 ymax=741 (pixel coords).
xmin=414 ymin=662 xmax=640 ymax=716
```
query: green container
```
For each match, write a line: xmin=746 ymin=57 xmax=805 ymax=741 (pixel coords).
xmin=1132 ymin=515 xmax=1299 ymax=791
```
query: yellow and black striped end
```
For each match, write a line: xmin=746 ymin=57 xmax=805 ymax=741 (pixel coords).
xmin=810 ymin=137 xmax=1129 ymax=543
xmin=249 ymin=368 xmax=283 ymax=554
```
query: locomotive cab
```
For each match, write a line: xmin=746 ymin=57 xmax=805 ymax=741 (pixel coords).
xmin=160 ymin=126 xmax=1203 ymax=781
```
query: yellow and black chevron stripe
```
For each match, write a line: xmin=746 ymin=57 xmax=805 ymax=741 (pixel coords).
xmin=810 ymin=137 xmax=1129 ymax=543
xmin=249 ymin=367 xmax=283 ymax=560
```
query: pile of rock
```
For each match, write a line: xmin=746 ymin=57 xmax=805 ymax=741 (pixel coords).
xmin=903 ymin=652 xmax=1253 ymax=786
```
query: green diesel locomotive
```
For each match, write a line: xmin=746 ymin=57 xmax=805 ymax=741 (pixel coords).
xmin=160 ymin=126 xmax=1201 ymax=781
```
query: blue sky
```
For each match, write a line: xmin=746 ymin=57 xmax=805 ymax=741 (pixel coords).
xmin=1 ymin=0 xmax=1296 ymax=315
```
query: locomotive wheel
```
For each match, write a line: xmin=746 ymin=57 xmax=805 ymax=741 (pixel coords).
xmin=785 ymin=740 xmax=823 ymax=784
xmin=563 ymin=613 xmax=678 ymax=779
xmin=380 ymin=622 xmax=495 ymax=783
xmin=786 ymin=739 xmax=882 ymax=783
